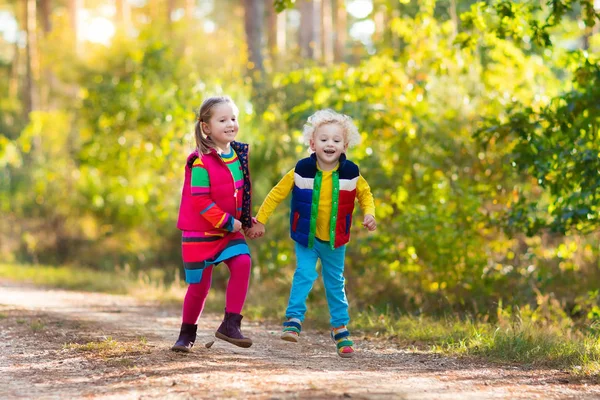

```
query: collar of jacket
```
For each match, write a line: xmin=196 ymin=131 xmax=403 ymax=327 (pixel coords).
xmin=187 ymin=141 xmax=249 ymax=166
xmin=207 ymin=141 xmax=248 ymax=158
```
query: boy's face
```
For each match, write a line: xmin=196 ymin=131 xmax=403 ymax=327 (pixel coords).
xmin=309 ymin=123 xmax=348 ymax=169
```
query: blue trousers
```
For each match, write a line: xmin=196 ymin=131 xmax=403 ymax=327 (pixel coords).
xmin=285 ymin=240 xmax=349 ymax=327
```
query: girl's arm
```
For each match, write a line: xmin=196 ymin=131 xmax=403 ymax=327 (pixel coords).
xmin=190 ymin=158 xmax=236 ymax=231
xmin=255 ymin=168 xmax=295 ymax=225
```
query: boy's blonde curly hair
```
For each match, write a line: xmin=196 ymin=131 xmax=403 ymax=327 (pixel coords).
xmin=302 ymin=109 xmax=361 ymax=149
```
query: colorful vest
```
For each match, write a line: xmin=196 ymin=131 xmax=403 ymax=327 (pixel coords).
xmin=290 ymin=153 xmax=359 ymax=249
xmin=177 ymin=141 xmax=252 ymax=232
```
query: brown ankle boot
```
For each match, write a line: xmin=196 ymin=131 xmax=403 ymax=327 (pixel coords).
xmin=215 ymin=311 xmax=252 ymax=348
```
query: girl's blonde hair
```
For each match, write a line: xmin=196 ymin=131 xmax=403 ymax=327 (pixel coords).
xmin=194 ymin=95 xmax=238 ymax=154
xmin=301 ymin=109 xmax=361 ymax=149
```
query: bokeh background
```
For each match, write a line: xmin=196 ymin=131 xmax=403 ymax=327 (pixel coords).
xmin=1 ymin=0 xmax=600 ymax=324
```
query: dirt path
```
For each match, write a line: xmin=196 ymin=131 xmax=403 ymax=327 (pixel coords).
xmin=0 ymin=280 xmax=598 ymax=399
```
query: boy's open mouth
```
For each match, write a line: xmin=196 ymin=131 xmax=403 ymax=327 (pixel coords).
xmin=324 ymin=149 xmax=336 ymax=154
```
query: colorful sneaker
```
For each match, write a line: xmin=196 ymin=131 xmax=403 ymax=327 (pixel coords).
xmin=331 ymin=326 xmax=354 ymax=358
xmin=280 ymin=318 xmax=302 ymax=342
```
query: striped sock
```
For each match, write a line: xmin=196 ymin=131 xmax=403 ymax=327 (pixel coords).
xmin=282 ymin=318 xmax=302 ymax=335
xmin=331 ymin=326 xmax=354 ymax=358
xmin=281 ymin=318 xmax=302 ymax=342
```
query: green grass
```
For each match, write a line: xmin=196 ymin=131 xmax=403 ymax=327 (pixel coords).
xmin=353 ymin=307 xmax=600 ymax=376
xmin=0 ymin=263 xmax=133 ymax=294
xmin=65 ymin=336 xmax=151 ymax=359
xmin=3 ymin=263 xmax=600 ymax=375
xmin=0 ymin=263 xmax=186 ymax=305
xmin=30 ymin=319 xmax=46 ymax=332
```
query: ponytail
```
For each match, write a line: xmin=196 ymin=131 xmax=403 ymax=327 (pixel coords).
xmin=194 ymin=119 xmax=214 ymax=155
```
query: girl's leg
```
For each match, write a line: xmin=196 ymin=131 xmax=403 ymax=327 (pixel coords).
xmin=285 ymin=242 xmax=320 ymax=321
xmin=181 ymin=265 xmax=214 ymax=324
xmin=318 ymin=242 xmax=349 ymax=328
xmin=223 ymin=254 xmax=252 ymax=313
xmin=216 ymin=254 xmax=253 ymax=348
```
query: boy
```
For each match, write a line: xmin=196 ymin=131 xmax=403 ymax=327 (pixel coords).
xmin=248 ymin=109 xmax=376 ymax=358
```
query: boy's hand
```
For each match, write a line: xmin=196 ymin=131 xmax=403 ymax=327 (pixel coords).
xmin=363 ymin=214 xmax=377 ymax=231
xmin=246 ymin=221 xmax=266 ymax=239
xmin=232 ymin=219 xmax=243 ymax=232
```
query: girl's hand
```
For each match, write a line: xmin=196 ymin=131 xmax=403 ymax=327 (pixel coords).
xmin=232 ymin=219 xmax=243 ymax=232
xmin=363 ymin=214 xmax=377 ymax=231
xmin=246 ymin=221 xmax=265 ymax=239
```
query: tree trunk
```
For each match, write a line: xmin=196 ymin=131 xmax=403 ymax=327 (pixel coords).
xmin=24 ymin=0 xmax=39 ymax=117
xmin=39 ymin=0 xmax=51 ymax=33
xmin=115 ymin=0 xmax=131 ymax=33
xmin=267 ymin=0 xmax=277 ymax=63
xmin=449 ymin=0 xmax=458 ymax=38
xmin=373 ymin=4 xmax=384 ymax=45
xmin=183 ymin=0 xmax=195 ymax=57
xmin=9 ymin=40 xmax=20 ymax=100
xmin=581 ymin=3 xmax=599 ymax=50
xmin=333 ymin=0 xmax=346 ymax=62
xmin=277 ymin=9 xmax=287 ymax=57
xmin=68 ymin=0 xmax=79 ymax=50
xmin=298 ymin=0 xmax=315 ymax=58
xmin=68 ymin=0 xmax=77 ymax=38
xmin=39 ymin=0 xmax=54 ymax=111
xmin=244 ymin=0 xmax=265 ymax=73
xmin=312 ymin=0 xmax=321 ymax=60
xmin=321 ymin=0 xmax=333 ymax=65
xmin=167 ymin=0 xmax=175 ymax=29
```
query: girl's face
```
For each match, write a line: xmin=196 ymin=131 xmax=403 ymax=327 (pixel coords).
xmin=309 ymin=123 xmax=348 ymax=170
xmin=202 ymin=102 xmax=239 ymax=151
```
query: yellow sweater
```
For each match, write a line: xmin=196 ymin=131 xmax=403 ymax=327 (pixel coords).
xmin=256 ymin=166 xmax=375 ymax=241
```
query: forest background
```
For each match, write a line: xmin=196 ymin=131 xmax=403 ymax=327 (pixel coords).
xmin=1 ymin=0 xmax=600 ymax=366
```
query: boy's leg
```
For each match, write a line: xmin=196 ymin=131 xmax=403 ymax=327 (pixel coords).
xmin=319 ymin=243 xmax=354 ymax=358
xmin=285 ymin=242 xmax=320 ymax=321
xmin=318 ymin=243 xmax=349 ymax=328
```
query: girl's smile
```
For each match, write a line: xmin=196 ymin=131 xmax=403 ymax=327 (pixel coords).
xmin=202 ymin=103 xmax=239 ymax=152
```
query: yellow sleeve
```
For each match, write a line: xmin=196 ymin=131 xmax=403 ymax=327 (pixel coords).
xmin=356 ymin=175 xmax=375 ymax=216
xmin=256 ymin=168 xmax=295 ymax=224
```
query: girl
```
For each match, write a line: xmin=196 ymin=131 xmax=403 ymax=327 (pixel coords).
xmin=172 ymin=96 xmax=254 ymax=352
xmin=247 ymin=109 xmax=376 ymax=358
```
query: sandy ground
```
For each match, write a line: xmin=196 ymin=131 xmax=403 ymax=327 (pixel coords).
xmin=1 ymin=280 xmax=599 ymax=399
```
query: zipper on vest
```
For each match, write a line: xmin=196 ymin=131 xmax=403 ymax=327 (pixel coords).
xmin=330 ymin=170 xmax=340 ymax=249
xmin=217 ymin=153 xmax=239 ymax=215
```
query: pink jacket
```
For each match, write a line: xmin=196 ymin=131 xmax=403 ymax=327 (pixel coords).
xmin=176 ymin=143 xmax=252 ymax=233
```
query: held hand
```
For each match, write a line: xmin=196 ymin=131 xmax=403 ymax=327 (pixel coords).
xmin=232 ymin=219 xmax=243 ymax=232
xmin=363 ymin=214 xmax=377 ymax=231
xmin=243 ymin=217 xmax=260 ymax=237
xmin=246 ymin=221 xmax=266 ymax=239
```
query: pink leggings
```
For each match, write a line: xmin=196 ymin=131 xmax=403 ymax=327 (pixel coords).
xmin=181 ymin=254 xmax=251 ymax=324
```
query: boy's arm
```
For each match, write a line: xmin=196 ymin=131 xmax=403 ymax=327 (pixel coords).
xmin=356 ymin=175 xmax=375 ymax=216
xmin=357 ymin=175 xmax=377 ymax=231
xmin=255 ymin=168 xmax=295 ymax=225
xmin=190 ymin=159 xmax=236 ymax=231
